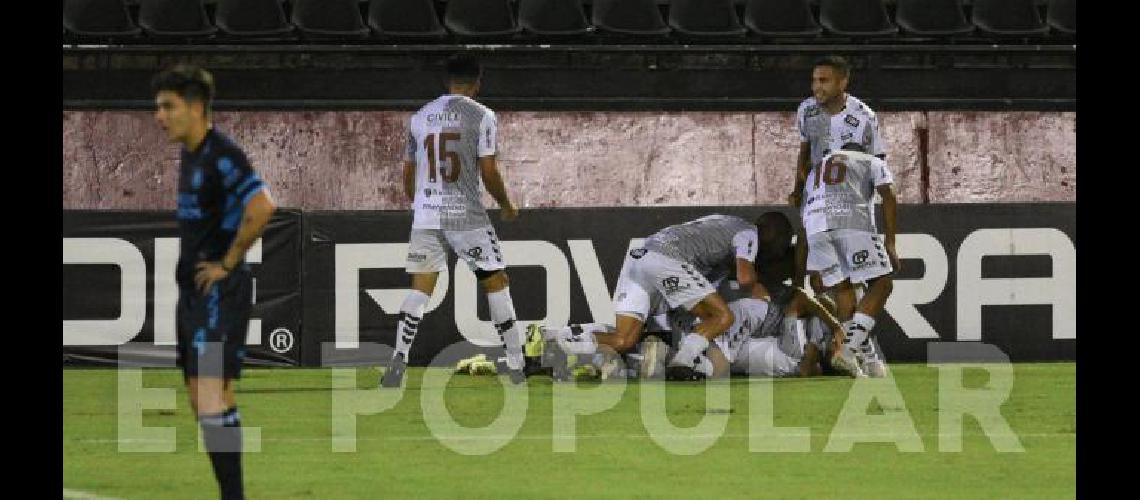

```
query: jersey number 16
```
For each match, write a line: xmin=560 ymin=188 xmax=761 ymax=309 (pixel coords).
xmin=812 ymin=155 xmax=848 ymax=189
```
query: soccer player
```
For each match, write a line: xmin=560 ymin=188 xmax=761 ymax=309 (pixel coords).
xmin=381 ymin=55 xmax=526 ymax=387
xmin=788 ymin=56 xmax=886 ymax=293
xmin=800 ymin=142 xmax=899 ymax=377
xmin=543 ymin=213 xmax=792 ymax=381
xmin=154 ymin=64 xmax=276 ymax=500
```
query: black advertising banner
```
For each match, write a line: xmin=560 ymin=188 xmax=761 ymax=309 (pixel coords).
xmin=299 ymin=204 xmax=1075 ymax=366
xmin=62 ymin=209 xmax=303 ymax=367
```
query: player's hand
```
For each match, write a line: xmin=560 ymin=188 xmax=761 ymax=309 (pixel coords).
xmin=885 ymin=238 xmax=900 ymax=274
xmin=787 ymin=192 xmax=802 ymax=207
xmin=195 ymin=261 xmax=230 ymax=296
xmin=500 ymin=203 xmax=519 ymax=222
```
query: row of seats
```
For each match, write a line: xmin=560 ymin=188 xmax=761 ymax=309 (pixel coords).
xmin=63 ymin=0 xmax=1075 ymax=40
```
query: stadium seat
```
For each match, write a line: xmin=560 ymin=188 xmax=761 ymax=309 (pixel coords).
xmin=368 ymin=0 xmax=448 ymax=38
xmin=444 ymin=0 xmax=522 ymax=37
xmin=215 ymin=0 xmax=294 ymax=36
xmin=1046 ymin=0 xmax=1075 ymax=35
xmin=137 ymin=0 xmax=217 ymax=37
xmin=63 ymin=0 xmax=142 ymax=36
xmin=291 ymin=0 xmax=369 ymax=37
xmin=819 ymin=0 xmax=898 ymax=36
xmin=742 ymin=0 xmax=821 ymax=37
xmin=668 ymin=0 xmax=746 ymax=37
xmin=518 ymin=0 xmax=591 ymax=36
xmin=971 ymin=0 xmax=1049 ymax=36
xmin=591 ymin=0 xmax=670 ymax=36
xmin=895 ymin=0 xmax=973 ymax=36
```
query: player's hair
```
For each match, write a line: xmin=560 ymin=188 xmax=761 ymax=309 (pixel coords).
xmin=840 ymin=142 xmax=867 ymax=153
xmin=151 ymin=64 xmax=215 ymax=109
xmin=814 ymin=55 xmax=850 ymax=78
xmin=446 ymin=54 xmax=483 ymax=84
xmin=755 ymin=211 xmax=794 ymax=247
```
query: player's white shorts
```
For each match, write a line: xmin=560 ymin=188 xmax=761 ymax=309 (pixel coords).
xmin=730 ymin=318 xmax=806 ymax=377
xmin=613 ymin=248 xmax=715 ymax=323
xmin=405 ymin=226 xmax=506 ymax=274
xmin=806 ymin=229 xmax=893 ymax=288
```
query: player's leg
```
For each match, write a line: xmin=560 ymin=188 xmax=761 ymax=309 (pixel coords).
xmin=732 ymin=337 xmax=801 ymax=378
xmin=383 ymin=228 xmax=446 ymax=388
xmin=666 ymin=291 xmax=733 ymax=381
xmin=478 ymin=269 xmax=527 ymax=383
xmin=837 ymin=231 xmax=894 ymax=375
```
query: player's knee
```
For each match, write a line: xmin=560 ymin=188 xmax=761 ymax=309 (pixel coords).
xmin=477 ymin=270 xmax=509 ymax=290
xmin=612 ymin=328 xmax=640 ymax=353
xmin=714 ymin=307 xmax=735 ymax=333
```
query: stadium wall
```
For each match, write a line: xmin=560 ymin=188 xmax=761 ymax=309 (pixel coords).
xmin=63 ymin=111 xmax=1075 ymax=209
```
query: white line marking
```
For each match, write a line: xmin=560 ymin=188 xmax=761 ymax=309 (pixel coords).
xmin=63 ymin=488 xmax=122 ymax=500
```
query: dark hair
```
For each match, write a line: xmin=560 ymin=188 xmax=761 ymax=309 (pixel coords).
xmin=814 ymin=55 xmax=850 ymax=78
xmin=840 ymin=142 xmax=866 ymax=153
xmin=151 ymin=64 xmax=215 ymax=108
xmin=755 ymin=211 xmax=794 ymax=247
xmin=446 ymin=54 xmax=482 ymax=84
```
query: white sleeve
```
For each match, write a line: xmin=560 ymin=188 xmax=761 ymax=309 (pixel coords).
xmin=733 ymin=229 xmax=759 ymax=262
xmin=865 ymin=112 xmax=885 ymax=158
xmin=872 ymin=157 xmax=894 ymax=187
xmin=477 ymin=110 xmax=497 ymax=158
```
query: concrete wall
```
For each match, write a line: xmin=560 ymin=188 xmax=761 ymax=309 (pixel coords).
xmin=62 ymin=111 xmax=1075 ymax=210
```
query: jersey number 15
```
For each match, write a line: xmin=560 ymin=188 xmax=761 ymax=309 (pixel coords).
xmin=425 ymin=132 xmax=461 ymax=183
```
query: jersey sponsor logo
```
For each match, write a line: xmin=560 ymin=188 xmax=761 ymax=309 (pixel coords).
xmin=844 ymin=115 xmax=860 ymax=128
xmin=661 ymin=276 xmax=693 ymax=295
xmin=426 ymin=112 xmax=460 ymax=124
xmin=805 ymin=106 xmax=822 ymax=118
xmin=465 ymin=247 xmax=486 ymax=261
xmin=852 ymin=250 xmax=869 ymax=265
xmin=840 ymin=132 xmax=853 ymax=142
xmin=407 ymin=252 xmax=427 ymax=263
xmin=630 ymin=248 xmax=647 ymax=259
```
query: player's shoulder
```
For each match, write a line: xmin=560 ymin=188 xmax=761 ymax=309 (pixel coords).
xmin=846 ymin=95 xmax=877 ymax=119
xmin=797 ymin=97 xmax=822 ymax=118
xmin=207 ymin=129 xmax=251 ymax=167
xmin=460 ymin=96 xmax=496 ymax=120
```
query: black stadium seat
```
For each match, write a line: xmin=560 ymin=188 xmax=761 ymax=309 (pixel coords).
xmin=368 ymin=0 xmax=448 ymax=38
xmin=291 ymin=0 xmax=369 ymax=37
xmin=63 ymin=0 xmax=142 ymax=36
xmin=137 ymin=0 xmax=217 ymax=37
xmin=214 ymin=0 xmax=294 ymax=36
xmin=444 ymin=0 xmax=522 ymax=37
xmin=1046 ymin=0 xmax=1075 ymax=35
xmin=895 ymin=0 xmax=973 ymax=36
xmin=668 ymin=0 xmax=746 ymax=37
xmin=743 ymin=0 xmax=821 ymax=37
xmin=591 ymin=0 xmax=670 ymax=36
xmin=519 ymin=0 xmax=591 ymax=36
xmin=971 ymin=0 xmax=1049 ymax=36
xmin=819 ymin=0 xmax=898 ymax=36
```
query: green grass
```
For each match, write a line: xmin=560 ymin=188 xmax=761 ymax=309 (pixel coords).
xmin=64 ymin=363 xmax=1075 ymax=499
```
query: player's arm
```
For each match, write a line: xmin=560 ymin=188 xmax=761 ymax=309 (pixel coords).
xmin=479 ymin=156 xmax=518 ymax=221
xmin=787 ymin=287 xmax=844 ymax=345
xmin=220 ymin=190 xmax=276 ymax=272
xmin=734 ymin=229 xmax=767 ymax=299
xmin=793 ymin=226 xmax=808 ymax=288
xmin=789 ymin=142 xmax=811 ymax=207
xmin=878 ymin=182 xmax=899 ymax=272
xmin=403 ymin=160 xmax=416 ymax=201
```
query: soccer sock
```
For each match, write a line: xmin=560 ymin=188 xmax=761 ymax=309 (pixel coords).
xmin=670 ymin=333 xmax=710 ymax=368
xmin=394 ymin=290 xmax=430 ymax=363
xmin=544 ymin=323 xmax=603 ymax=356
xmin=488 ymin=287 xmax=524 ymax=370
xmin=844 ymin=312 xmax=876 ymax=347
xmin=200 ymin=409 xmax=244 ymax=500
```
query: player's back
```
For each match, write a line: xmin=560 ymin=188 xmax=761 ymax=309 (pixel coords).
xmin=407 ymin=94 xmax=496 ymax=231
xmin=802 ymin=149 xmax=892 ymax=234
xmin=643 ymin=214 xmax=757 ymax=274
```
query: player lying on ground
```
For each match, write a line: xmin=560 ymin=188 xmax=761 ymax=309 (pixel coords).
xmin=668 ymin=282 xmax=863 ymax=379
xmin=541 ymin=213 xmax=796 ymax=381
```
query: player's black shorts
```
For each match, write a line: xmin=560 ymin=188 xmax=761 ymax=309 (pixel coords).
xmin=176 ymin=268 xmax=252 ymax=380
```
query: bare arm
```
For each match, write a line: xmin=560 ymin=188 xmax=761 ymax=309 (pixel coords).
xmin=789 ymin=142 xmax=811 ymax=207
xmin=403 ymin=160 xmax=416 ymax=202
xmin=787 ymin=287 xmax=844 ymax=340
xmin=221 ymin=190 xmax=276 ymax=271
xmin=478 ymin=156 xmax=518 ymax=221
xmin=877 ymin=183 xmax=899 ymax=271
